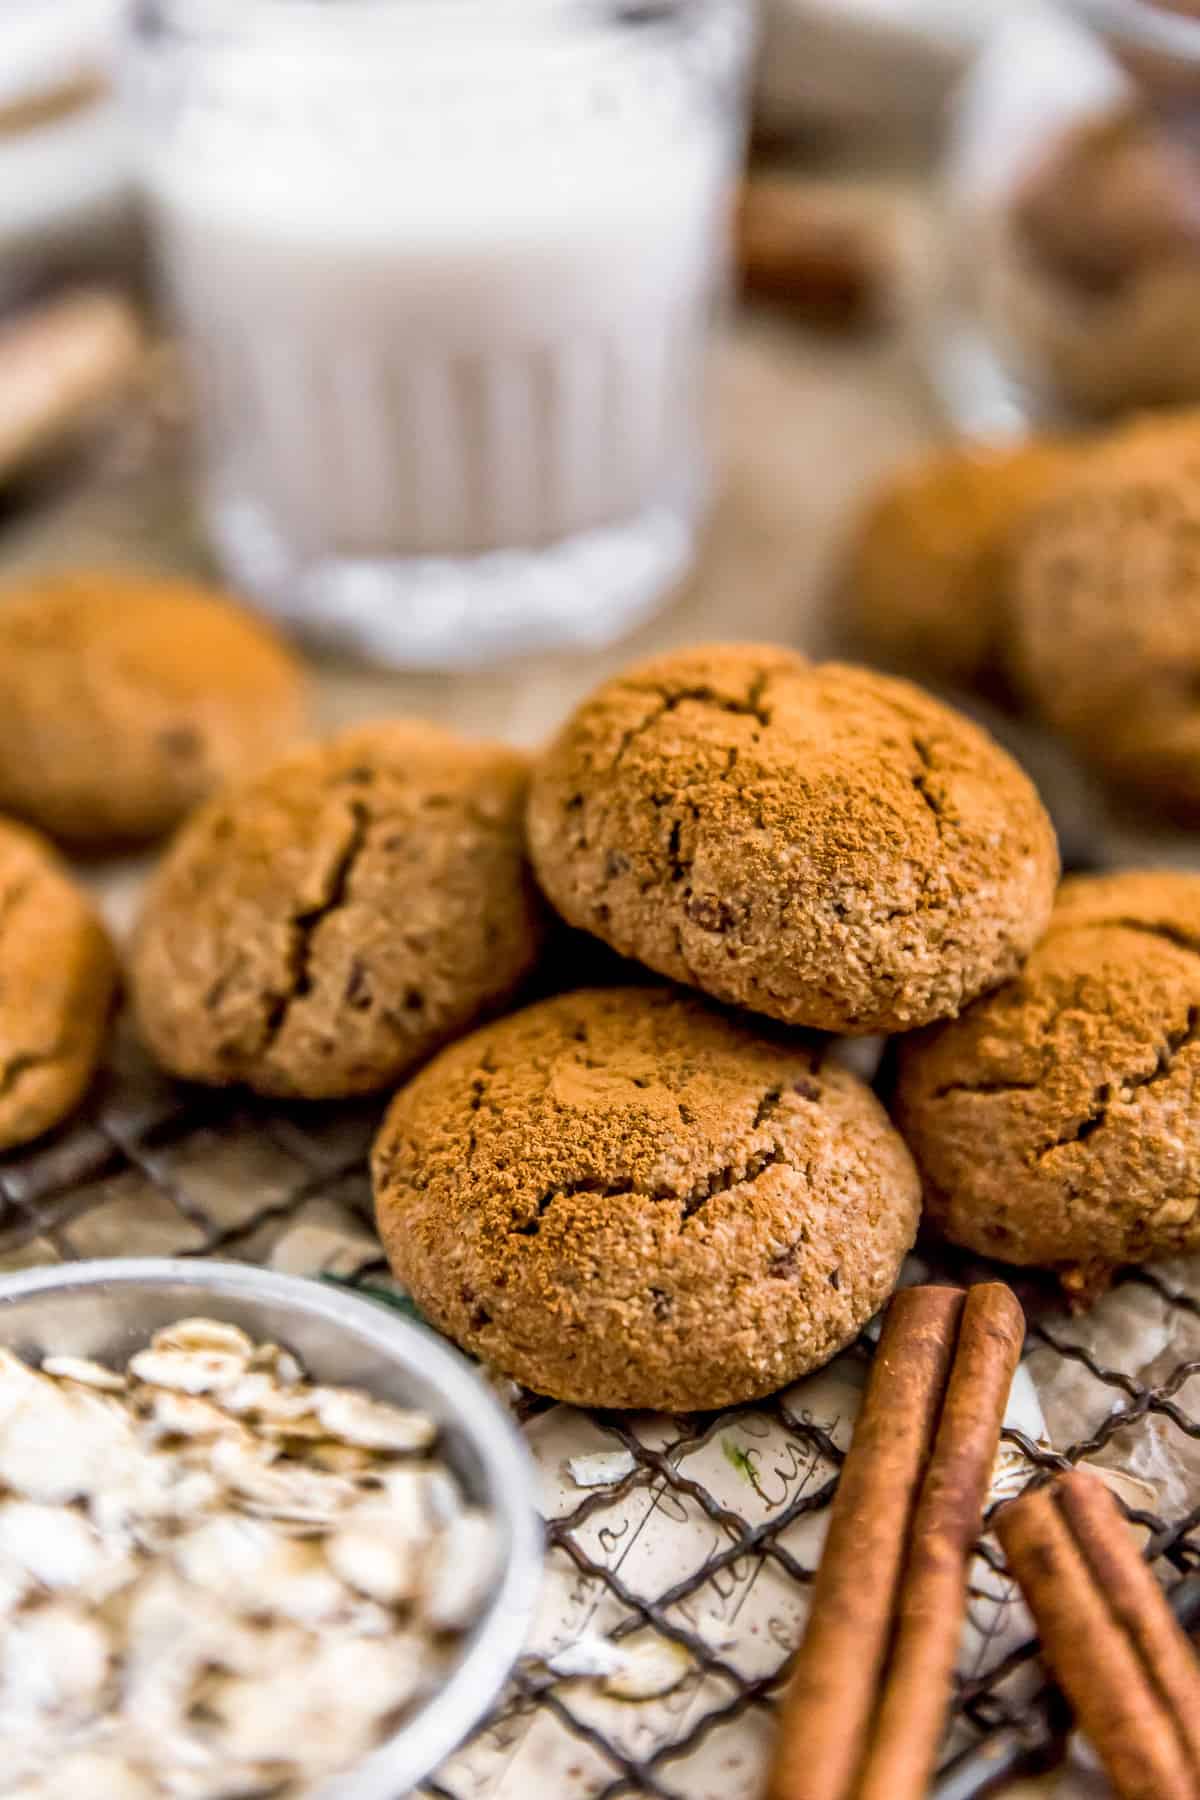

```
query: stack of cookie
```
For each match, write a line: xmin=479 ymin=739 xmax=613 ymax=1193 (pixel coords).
xmin=369 ymin=644 xmax=1062 ymax=1409
xmin=128 ymin=639 xmax=1062 ymax=1411
xmin=845 ymin=410 xmax=1200 ymax=823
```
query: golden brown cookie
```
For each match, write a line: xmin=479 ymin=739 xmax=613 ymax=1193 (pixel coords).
xmin=0 ymin=819 xmax=116 ymax=1150
xmin=373 ymin=986 xmax=920 ymax=1410
xmin=893 ymin=869 xmax=1200 ymax=1296
xmin=527 ymin=645 xmax=1059 ymax=1036
xmin=844 ymin=438 xmax=1075 ymax=691
xmin=0 ymin=569 xmax=309 ymax=845
xmin=1010 ymin=413 xmax=1200 ymax=818
xmin=130 ymin=721 xmax=545 ymax=1100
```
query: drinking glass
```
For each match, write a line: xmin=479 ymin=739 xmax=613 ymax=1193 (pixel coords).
xmin=128 ymin=0 xmax=753 ymax=666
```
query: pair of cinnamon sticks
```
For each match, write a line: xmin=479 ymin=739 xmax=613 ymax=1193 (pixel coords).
xmin=766 ymin=1282 xmax=1024 ymax=1800
xmin=999 ymin=1469 xmax=1200 ymax=1800
xmin=766 ymin=1278 xmax=1200 ymax=1800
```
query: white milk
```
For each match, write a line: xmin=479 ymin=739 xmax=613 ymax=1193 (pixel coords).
xmin=134 ymin=3 xmax=749 ymax=662
xmin=151 ymin=130 xmax=726 ymax=560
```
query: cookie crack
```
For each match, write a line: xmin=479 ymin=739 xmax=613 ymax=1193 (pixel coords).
xmin=1035 ymin=1004 xmax=1200 ymax=1160
xmin=610 ymin=675 xmax=774 ymax=771
xmin=752 ymin=1086 xmax=784 ymax=1128
xmin=466 ymin=1049 xmax=499 ymax=1167
xmin=910 ymin=735 xmax=945 ymax=839
xmin=679 ymin=1144 xmax=791 ymax=1221
xmin=260 ymin=799 xmax=371 ymax=1052
xmin=652 ymin=679 xmax=773 ymax=728
xmin=510 ymin=1142 xmax=798 ymax=1235
xmin=932 ymin=1077 xmax=1040 ymax=1100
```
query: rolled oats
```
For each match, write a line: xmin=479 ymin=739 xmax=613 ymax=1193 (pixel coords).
xmin=0 ymin=1317 xmax=497 ymax=1798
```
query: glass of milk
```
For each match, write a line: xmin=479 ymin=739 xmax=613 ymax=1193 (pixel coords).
xmin=127 ymin=0 xmax=753 ymax=668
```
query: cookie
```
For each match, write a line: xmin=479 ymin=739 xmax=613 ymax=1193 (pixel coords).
xmin=372 ymin=986 xmax=920 ymax=1410
xmin=844 ymin=438 xmax=1074 ymax=692
xmin=0 ymin=819 xmax=116 ymax=1149
xmin=893 ymin=870 xmax=1200 ymax=1295
xmin=0 ymin=569 xmax=308 ymax=844
xmin=1010 ymin=413 xmax=1200 ymax=818
xmin=526 ymin=646 xmax=1059 ymax=1036
xmin=130 ymin=721 xmax=545 ymax=1100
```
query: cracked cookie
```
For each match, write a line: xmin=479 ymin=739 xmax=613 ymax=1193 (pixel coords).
xmin=130 ymin=721 xmax=545 ymax=1099
xmin=0 ymin=569 xmax=308 ymax=845
xmin=0 ymin=819 xmax=117 ymax=1149
xmin=526 ymin=645 xmax=1059 ymax=1036
xmin=372 ymin=986 xmax=921 ymax=1409
xmin=1009 ymin=413 xmax=1200 ymax=820
xmin=893 ymin=870 xmax=1200 ymax=1297
xmin=845 ymin=438 xmax=1074 ymax=693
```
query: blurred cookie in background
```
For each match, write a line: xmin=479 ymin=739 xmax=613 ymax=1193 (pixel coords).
xmin=736 ymin=175 xmax=911 ymax=331
xmin=1010 ymin=410 xmax=1200 ymax=821
xmin=0 ymin=568 xmax=309 ymax=847
xmin=841 ymin=435 xmax=1076 ymax=694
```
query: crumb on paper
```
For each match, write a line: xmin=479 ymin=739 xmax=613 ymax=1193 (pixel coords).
xmin=602 ymin=1633 xmax=693 ymax=1702
xmin=566 ymin=1449 xmax=637 ymax=1489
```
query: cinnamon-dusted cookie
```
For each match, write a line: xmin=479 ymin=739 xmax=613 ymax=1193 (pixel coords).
xmin=0 ymin=819 xmax=116 ymax=1149
xmin=893 ymin=870 xmax=1200 ymax=1297
xmin=844 ymin=437 xmax=1074 ymax=692
xmin=373 ymin=986 xmax=920 ymax=1410
xmin=130 ymin=721 xmax=544 ymax=1099
xmin=527 ymin=646 xmax=1058 ymax=1036
xmin=0 ymin=569 xmax=308 ymax=844
xmin=1010 ymin=413 xmax=1200 ymax=819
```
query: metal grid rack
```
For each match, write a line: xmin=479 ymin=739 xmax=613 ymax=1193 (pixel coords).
xmin=1 ymin=1027 xmax=1198 ymax=1800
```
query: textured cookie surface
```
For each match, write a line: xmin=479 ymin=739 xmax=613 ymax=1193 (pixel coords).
xmin=527 ymin=646 xmax=1059 ymax=1035
xmin=894 ymin=869 xmax=1200 ymax=1287
xmin=1010 ymin=415 xmax=1200 ymax=817
xmin=847 ymin=438 xmax=1073 ymax=691
xmin=0 ymin=819 xmax=116 ymax=1149
xmin=0 ymin=569 xmax=308 ymax=843
xmin=131 ymin=721 xmax=544 ymax=1099
xmin=373 ymin=987 xmax=920 ymax=1410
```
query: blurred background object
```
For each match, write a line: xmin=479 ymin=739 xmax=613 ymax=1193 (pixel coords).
xmin=736 ymin=173 xmax=912 ymax=328
xmin=754 ymin=0 xmax=1012 ymax=141
xmin=0 ymin=287 xmax=141 ymax=489
xmin=125 ymin=0 xmax=754 ymax=669
xmin=938 ymin=0 xmax=1200 ymax=433
xmin=0 ymin=0 xmax=134 ymax=304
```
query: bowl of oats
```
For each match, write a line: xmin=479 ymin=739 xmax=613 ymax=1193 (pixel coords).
xmin=0 ymin=1256 xmax=542 ymax=1800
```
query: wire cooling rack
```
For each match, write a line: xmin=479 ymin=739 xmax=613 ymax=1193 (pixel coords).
xmin=1 ymin=1025 xmax=1198 ymax=1800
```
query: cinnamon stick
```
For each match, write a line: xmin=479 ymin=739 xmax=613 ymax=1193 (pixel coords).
xmin=765 ymin=1284 xmax=964 ymax=1800
xmin=998 ymin=1475 xmax=1200 ymax=1800
xmin=1056 ymin=1470 xmax=1200 ymax=1778
xmin=855 ymin=1283 xmax=1025 ymax=1800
